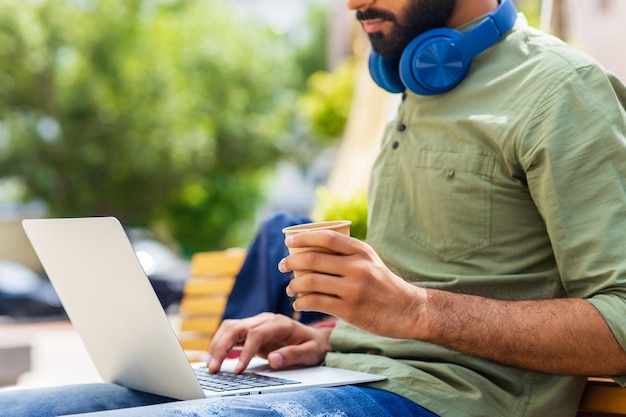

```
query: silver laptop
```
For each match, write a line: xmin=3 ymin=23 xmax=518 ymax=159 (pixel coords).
xmin=22 ymin=216 xmax=385 ymax=400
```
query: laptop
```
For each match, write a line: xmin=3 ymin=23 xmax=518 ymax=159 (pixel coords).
xmin=22 ymin=216 xmax=385 ymax=400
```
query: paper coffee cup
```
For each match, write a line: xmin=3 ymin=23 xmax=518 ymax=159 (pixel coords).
xmin=282 ymin=220 xmax=351 ymax=277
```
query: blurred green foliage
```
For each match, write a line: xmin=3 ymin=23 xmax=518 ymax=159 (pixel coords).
xmin=292 ymin=1 xmax=330 ymax=87
xmin=297 ymin=58 xmax=355 ymax=144
xmin=0 ymin=0 xmax=327 ymax=255
xmin=312 ymin=187 xmax=368 ymax=241
xmin=517 ymin=0 xmax=542 ymax=28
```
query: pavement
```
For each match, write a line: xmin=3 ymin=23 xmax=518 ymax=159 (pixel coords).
xmin=0 ymin=315 xmax=208 ymax=395
xmin=0 ymin=320 xmax=101 ymax=391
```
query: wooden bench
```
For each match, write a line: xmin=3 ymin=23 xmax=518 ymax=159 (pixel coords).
xmin=177 ymin=248 xmax=246 ymax=353
xmin=577 ymin=377 xmax=626 ymax=416
xmin=176 ymin=249 xmax=626 ymax=415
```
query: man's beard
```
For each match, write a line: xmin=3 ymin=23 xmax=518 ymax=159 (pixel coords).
xmin=358 ymin=0 xmax=457 ymax=60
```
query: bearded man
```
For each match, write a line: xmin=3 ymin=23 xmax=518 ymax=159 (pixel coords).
xmin=5 ymin=1 xmax=626 ymax=416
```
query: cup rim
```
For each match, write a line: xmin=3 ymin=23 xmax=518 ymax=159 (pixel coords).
xmin=282 ymin=220 xmax=351 ymax=234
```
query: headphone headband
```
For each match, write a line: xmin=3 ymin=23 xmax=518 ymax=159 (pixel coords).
xmin=454 ymin=0 xmax=518 ymax=58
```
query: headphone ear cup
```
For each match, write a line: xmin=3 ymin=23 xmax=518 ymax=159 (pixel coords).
xmin=368 ymin=52 xmax=405 ymax=94
xmin=399 ymin=28 xmax=471 ymax=95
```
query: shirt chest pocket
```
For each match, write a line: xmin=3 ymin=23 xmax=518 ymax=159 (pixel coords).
xmin=403 ymin=150 xmax=496 ymax=261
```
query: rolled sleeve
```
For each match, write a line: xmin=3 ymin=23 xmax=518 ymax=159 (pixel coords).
xmin=522 ymin=64 xmax=626 ymax=380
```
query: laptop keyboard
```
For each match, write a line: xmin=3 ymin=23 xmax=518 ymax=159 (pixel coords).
xmin=194 ymin=367 xmax=300 ymax=392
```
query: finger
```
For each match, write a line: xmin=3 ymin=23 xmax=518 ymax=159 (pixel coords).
xmin=292 ymin=291 xmax=343 ymax=317
xmin=287 ymin=272 xmax=347 ymax=298
xmin=285 ymin=230 xmax=359 ymax=256
xmin=267 ymin=340 xmax=325 ymax=369
xmin=207 ymin=314 xmax=275 ymax=372
xmin=233 ymin=317 xmax=293 ymax=373
xmin=206 ymin=322 xmax=242 ymax=371
xmin=280 ymin=251 xmax=352 ymax=279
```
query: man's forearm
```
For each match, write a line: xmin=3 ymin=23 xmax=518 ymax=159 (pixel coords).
xmin=417 ymin=289 xmax=626 ymax=376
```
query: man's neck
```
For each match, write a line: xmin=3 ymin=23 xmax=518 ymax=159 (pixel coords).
xmin=447 ymin=0 xmax=499 ymax=28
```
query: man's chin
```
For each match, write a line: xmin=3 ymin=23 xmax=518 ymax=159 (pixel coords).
xmin=368 ymin=34 xmax=404 ymax=60
xmin=370 ymin=47 xmax=402 ymax=61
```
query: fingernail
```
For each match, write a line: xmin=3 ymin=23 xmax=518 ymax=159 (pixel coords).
xmin=278 ymin=258 xmax=286 ymax=272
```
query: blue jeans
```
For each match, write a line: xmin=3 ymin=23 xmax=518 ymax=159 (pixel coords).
xmin=0 ymin=383 xmax=438 ymax=417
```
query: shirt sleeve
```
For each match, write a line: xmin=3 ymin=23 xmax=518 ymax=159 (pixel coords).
xmin=520 ymin=63 xmax=626 ymax=370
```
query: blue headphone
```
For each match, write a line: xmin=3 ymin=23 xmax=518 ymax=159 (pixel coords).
xmin=368 ymin=0 xmax=518 ymax=95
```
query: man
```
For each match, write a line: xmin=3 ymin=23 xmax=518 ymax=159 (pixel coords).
xmin=4 ymin=0 xmax=626 ymax=416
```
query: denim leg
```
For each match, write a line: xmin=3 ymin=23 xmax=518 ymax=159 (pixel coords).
xmin=0 ymin=383 xmax=176 ymax=417
xmin=58 ymin=386 xmax=438 ymax=417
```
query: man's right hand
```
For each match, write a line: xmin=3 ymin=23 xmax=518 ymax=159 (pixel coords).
xmin=206 ymin=312 xmax=333 ymax=374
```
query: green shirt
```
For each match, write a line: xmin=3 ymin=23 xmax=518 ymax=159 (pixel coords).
xmin=326 ymin=15 xmax=626 ymax=417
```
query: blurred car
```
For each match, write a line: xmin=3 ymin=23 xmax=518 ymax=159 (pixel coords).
xmin=0 ymin=229 xmax=191 ymax=321
xmin=0 ymin=260 xmax=65 ymax=320
xmin=127 ymin=228 xmax=191 ymax=313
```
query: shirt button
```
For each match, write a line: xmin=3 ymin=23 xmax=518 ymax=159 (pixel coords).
xmin=397 ymin=124 xmax=407 ymax=132
xmin=446 ymin=169 xmax=455 ymax=178
xmin=392 ymin=141 xmax=399 ymax=150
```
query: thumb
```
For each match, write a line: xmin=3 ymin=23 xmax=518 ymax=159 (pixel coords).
xmin=267 ymin=341 xmax=325 ymax=369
